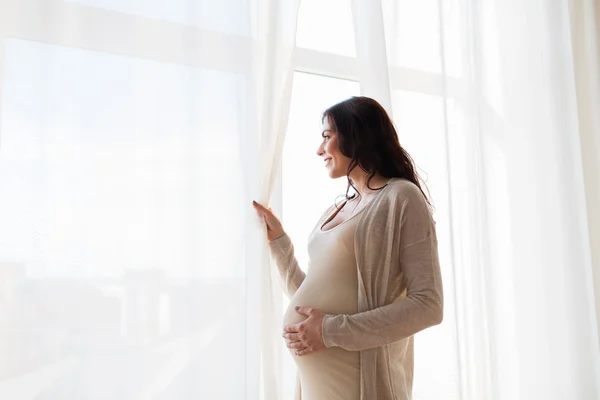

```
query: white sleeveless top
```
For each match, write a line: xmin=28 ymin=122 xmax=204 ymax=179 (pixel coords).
xmin=281 ymin=206 xmax=364 ymax=400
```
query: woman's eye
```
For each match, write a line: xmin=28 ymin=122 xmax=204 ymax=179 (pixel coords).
xmin=323 ymin=135 xmax=330 ymax=140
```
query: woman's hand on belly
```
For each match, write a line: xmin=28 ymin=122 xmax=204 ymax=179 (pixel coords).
xmin=283 ymin=306 xmax=327 ymax=357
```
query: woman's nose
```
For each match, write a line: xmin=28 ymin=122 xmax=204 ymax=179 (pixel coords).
xmin=316 ymin=144 xmax=324 ymax=156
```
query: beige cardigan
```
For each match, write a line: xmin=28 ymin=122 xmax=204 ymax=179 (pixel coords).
xmin=268 ymin=178 xmax=444 ymax=400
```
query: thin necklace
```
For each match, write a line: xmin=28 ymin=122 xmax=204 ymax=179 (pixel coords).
xmin=347 ymin=195 xmax=362 ymax=216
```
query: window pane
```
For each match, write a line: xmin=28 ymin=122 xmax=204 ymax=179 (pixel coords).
xmin=282 ymin=82 xmax=460 ymax=399
xmin=296 ymin=0 xmax=356 ymax=57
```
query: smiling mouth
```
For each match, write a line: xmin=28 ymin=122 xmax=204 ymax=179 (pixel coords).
xmin=324 ymin=158 xmax=332 ymax=166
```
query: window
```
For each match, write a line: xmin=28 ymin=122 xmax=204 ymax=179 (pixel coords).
xmin=1 ymin=39 xmax=246 ymax=280
xmin=0 ymin=29 xmax=249 ymax=400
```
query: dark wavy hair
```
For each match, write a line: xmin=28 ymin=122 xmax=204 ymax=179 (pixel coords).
xmin=322 ymin=96 xmax=432 ymax=209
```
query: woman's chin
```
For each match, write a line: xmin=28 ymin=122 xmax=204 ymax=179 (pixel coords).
xmin=328 ymin=170 xmax=344 ymax=179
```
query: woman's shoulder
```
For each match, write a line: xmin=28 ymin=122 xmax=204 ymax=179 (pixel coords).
xmin=383 ymin=178 xmax=426 ymax=202
xmin=382 ymin=178 xmax=433 ymax=221
xmin=362 ymin=178 xmax=433 ymax=226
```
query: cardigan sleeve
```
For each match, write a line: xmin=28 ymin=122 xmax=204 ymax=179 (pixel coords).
xmin=321 ymin=186 xmax=444 ymax=351
xmin=268 ymin=232 xmax=306 ymax=299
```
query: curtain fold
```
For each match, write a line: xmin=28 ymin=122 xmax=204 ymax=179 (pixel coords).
xmin=374 ymin=0 xmax=600 ymax=398
xmin=351 ymin=0 xmax=393 ymax=114
xmin=569 ymin=0 xmax=600 ymax=357
xmin=249 ymin=1 xmax=301 ymax=399
xmin=0 ymin=1 xmax=299 ymax=399
xmin=449 ymin=0 xmax=600 ymax=398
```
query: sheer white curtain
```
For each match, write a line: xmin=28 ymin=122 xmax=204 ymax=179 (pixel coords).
xmin=374 ymin=0 xmax=600 ymax=399
xmin=0 ymin=1 xmax=299 ymax=399
xmin=446 ymin=1 xmax=600 ymax=398
xmin=571 ymin=0 xmax=600 ymax=361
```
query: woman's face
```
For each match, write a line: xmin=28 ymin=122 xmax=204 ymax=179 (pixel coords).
xmin=316 ymin=117 xmax=351 ymax=179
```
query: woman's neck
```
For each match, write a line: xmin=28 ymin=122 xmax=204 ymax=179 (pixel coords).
xmin=349 ymin=172 xmax=390 ymax=195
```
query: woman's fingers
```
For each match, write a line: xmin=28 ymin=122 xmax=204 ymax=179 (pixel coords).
xmin=282 ymin=331 xmax=300 ymax=340
xmin=252 ymin=201 xmax=272 ymax=217
xmin=252 ymin=202 xmax=270 ymax=221
xmin=252 ymin=201 xmax=277 ymax=222
xmin=283 ymin=332 xmax=310 ymax=355
xmin=295 ymin=348 xmax=312 ymax=356
xmin=287 ymin=341 xmax=305 ymax=350
xmin=253 ymin=200 xmax=284 ymax=241
xmin=252 ymin=200 xmax=265 ymax=213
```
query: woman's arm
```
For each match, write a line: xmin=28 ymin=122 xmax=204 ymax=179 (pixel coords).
xmin=268 ymin=233 xmax=306 ymax=299
xmin=321 ymin=233 xmax=443 ymax=351
xmin=268 ymin=204 xmax=335 ymax=299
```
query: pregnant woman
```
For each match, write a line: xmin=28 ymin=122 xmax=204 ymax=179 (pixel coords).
xmin=252 ymin=96 xmax=444 ymax=400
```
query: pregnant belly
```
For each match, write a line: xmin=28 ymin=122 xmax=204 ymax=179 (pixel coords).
xmin=282 ymin=291 xmax=360 ymax=399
